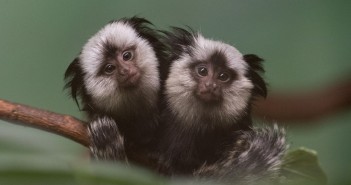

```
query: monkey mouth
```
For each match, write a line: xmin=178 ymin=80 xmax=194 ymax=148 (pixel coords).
xmin=196 ymin=91 xmax=221 ymax=104
xmin=118 ymin=72 xmax=141 ymax=87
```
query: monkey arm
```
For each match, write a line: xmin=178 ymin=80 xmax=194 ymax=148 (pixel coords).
xmin=87 ymin=115 xmax=127 ymax=161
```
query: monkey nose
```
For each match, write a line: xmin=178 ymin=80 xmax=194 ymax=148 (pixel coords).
xmin=118 ymin=68 xmax=129 ymax=76
xmin=205 ymin=82 xmax=217 ymax=91
xmin=197 ymin=88 xmax=221 ymax=103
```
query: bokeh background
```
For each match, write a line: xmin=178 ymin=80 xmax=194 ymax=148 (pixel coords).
xmin=0 ymin=1 xmax=350 ymax=184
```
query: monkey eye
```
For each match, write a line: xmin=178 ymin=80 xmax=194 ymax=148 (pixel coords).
xmin=196 ymin=66 xmax=208 ymax=77
xmin=122 ymin=50 xmax=134 ymax=61
xmin=218 ymin=72 xmax=231 ymax=82
xmin=104 ymin=64 xmax=116 ymax=74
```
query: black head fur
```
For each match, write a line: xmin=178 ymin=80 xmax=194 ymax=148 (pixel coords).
xmin=162 ymin=27 xmax=197 ymax=61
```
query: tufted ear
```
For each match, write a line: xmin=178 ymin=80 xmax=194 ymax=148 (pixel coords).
xmin=64 ymin=57 xmax=85 ymax=109
xmin=243 ymin=54 xmax=267 ymax=98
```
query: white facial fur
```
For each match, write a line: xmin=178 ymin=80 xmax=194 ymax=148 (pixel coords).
xmin=79 ymin=21 xmax=160 ymax=112
xmin=166 ymin=34 xmax=254 ymax=127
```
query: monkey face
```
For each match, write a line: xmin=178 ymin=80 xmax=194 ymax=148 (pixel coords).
xmin=190 ymin=51 xmax=239 ymax=104
xmin=193 ymin=63 xmax=231 ymax=103
xmin=65 ymin=19 xmax=160 ymax=113
xmin=100 ymin=46 xmax=141 ymax=88
xmin=193 ymin=62 xmax=224 ymax=103
xmin=165 ymin=33 xmax=261 ymax=125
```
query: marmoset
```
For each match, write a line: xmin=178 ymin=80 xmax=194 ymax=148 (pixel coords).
xmin=64 ymin=17 xmax=168 ymax=163
xmin=157 ymin=27 xmax=286 ymax=184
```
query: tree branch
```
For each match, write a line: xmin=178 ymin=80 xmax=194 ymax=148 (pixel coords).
xmin=253 ymin=77 xmax=351 ymax=123
xmin=0 ymin=99 xmax=89 ymax=147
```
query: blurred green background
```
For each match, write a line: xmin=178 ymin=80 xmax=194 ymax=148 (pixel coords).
xmin=0 ymin=1 xmax=350 ymax=184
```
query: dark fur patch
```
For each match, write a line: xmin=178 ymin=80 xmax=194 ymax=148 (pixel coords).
xmin=243 ymin=54 xmax=267 ymax=98
xmin=209 ymin=50 xmax=227 ymax=67
xmin=209 ymin=50 xmax=238 ymax=82
xmin=102 ymin=40 xmax=118 ymax=59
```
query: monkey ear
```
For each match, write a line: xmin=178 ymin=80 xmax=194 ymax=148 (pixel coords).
xmin=243 ymin=54 xmax=267 ymax=98
xmin=64 ymin=57 xmax=84 ymax=108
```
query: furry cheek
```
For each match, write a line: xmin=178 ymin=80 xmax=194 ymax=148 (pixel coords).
xmin=220 ymin=78 xmax=254 ymax=116
xmin=84 ymin=76 xmax=118 ymax=106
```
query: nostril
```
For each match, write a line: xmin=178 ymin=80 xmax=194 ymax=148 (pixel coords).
xmin=213 ymin=83 xmax=217 ymax=90
xmin=205 ymin=82 xmax=211 ymax=87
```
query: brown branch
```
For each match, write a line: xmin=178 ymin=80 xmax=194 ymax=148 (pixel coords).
xmin=253 ymin=77 xmax=351 ymax=123
xmin=0 ymin=99 xmax=154 ymax=168
xmin=0 ymin=99 xmax=89 ymax=147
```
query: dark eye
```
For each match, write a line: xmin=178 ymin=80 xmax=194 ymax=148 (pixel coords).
xmin=196 ymin=66 xmax=208 ymax=77
xmin=104 ymin=64 xmax=116 ymax=74
xmin=122 ymin=51 xmax=133 ymax=61
xmin=218 ymin=72 xmax=231 ymax=82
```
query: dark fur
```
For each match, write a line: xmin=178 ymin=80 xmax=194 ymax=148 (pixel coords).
xmin=157 ymin=109 xmax=253 ymax=175
xmin=64 ymin=17 xmax=168 ymax=164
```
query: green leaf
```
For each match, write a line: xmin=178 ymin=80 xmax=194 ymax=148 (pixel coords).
xmin=281 ymin=147 xmax=327 ymax=185
xmin=0 ymin=154 xmax=169 ymax=185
